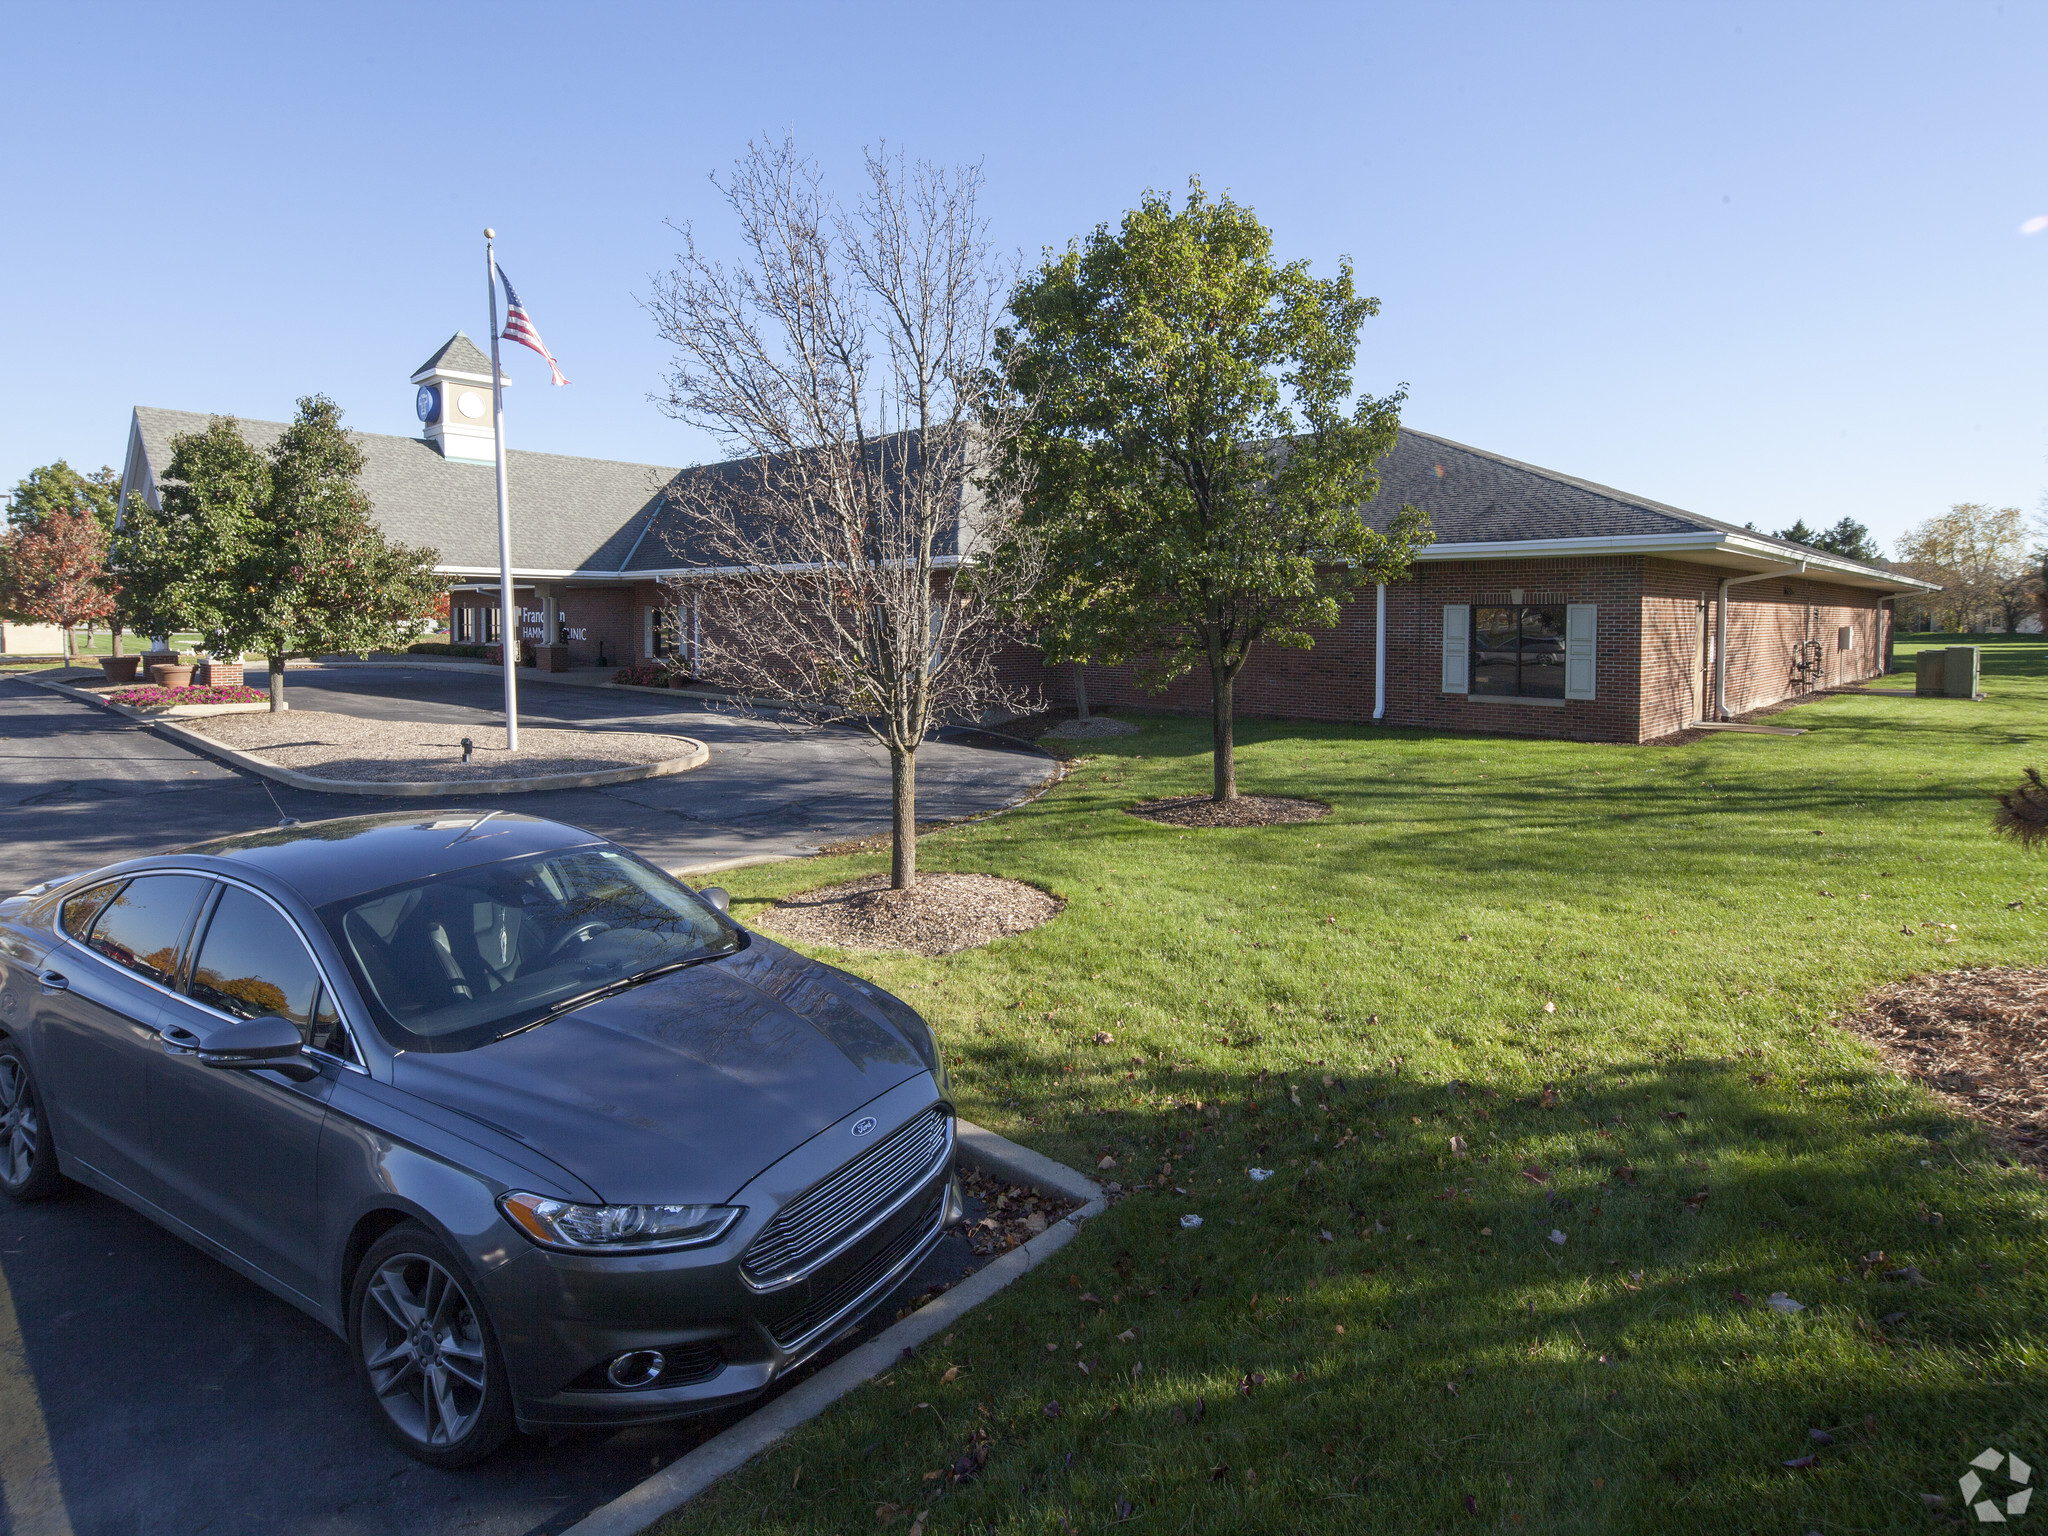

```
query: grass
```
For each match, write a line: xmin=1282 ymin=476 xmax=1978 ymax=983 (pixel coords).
xmin=661 ymin=636 xmax=2048 ymax=1535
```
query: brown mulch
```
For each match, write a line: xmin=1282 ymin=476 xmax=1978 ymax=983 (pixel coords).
xmin=957 ymin=1165 xmax=1080 ymax=1257
xmin=1835 ymin=967 xmax=2048 ymax=1173
xmin=1127 ymin=794 xmax=1331 ymax=829
xmin=751 ymin=872 xmax=1062 ymax=956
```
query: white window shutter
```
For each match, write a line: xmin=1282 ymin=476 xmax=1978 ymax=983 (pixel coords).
xmin=1566 ymin=603 xmax=1597 ymax=700
xmin=1441 ymin=605 xmax=1469 ymax=694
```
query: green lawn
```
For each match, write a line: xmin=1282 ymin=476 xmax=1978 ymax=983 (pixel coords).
xmin=665 ymin=636 xmax=2048 ymax=1535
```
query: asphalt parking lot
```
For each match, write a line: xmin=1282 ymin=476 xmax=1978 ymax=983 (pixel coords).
xmin=0 ymin=665 xmax=1053 ymax=1535
xmin=0 ymin=664 xmax=1055 ymax=891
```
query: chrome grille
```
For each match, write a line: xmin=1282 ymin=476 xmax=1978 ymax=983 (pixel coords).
xmin=741 ymin=1107 xmax=950 ymax=1289
xmin=764 ymin=1190 xmax=945 ymax=1350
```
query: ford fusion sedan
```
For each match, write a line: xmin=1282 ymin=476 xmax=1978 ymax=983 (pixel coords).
xmin=0 ymin=812 xmax=959 ymax=1466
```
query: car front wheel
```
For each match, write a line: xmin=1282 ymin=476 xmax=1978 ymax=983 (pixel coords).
xmin=349 ymin=1222 xmax=514 ymax=1467
xmin=0 ymin=1042 xmax=65 ymax=1202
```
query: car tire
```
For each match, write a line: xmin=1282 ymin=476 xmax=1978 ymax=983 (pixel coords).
xmin=349 ymin=1221 xmax=515 ymax=1468
xmin=0 ymin=1041 xmax=66 ymax=1202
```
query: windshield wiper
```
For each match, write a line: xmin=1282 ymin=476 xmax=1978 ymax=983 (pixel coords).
xmin=492 ymin=956 xmax=710 ymax=1042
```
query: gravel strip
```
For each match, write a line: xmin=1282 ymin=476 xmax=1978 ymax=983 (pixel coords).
xmin=182 ymin=709 xmax=701 ymax=784
xmin=753 ymin=872 xmax=1062 ymax=956
xmin=1127 ymin=794 xmax=1331 ymax=828
xmin=1836 ymin=966 xmax=2048 ymax=1173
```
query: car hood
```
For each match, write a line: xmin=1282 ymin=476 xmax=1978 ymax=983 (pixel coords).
xmin=389 ymin=938 xmax=931 ymax=1204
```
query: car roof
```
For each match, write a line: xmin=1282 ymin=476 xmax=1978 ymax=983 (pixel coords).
xmin=164 ymin=811 xmax=606 ymax=907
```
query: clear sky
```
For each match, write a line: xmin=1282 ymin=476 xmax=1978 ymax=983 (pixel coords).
xmin=6 ymin=0 xmax=2043 ymax=554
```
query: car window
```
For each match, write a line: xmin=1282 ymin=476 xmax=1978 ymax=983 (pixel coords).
xmin=188 ymin=885 xmax=321 ymax=1035
xmin=322 ymin=846 xmax=742 ymax=1053
xmin=60 ymin=882 xmax=123 ymax=942
xmin=307 ymin=987 xmax=360 ymax=1065
xmin=86 ymin=875 xmax=210 ymax=988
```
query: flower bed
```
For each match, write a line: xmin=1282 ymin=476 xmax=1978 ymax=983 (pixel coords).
xmin=107 ymin=683 xmax=268 ymax=709
xmin=613 ymin=663 xmax=686 ymax=688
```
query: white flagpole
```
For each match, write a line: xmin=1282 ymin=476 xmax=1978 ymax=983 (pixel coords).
xmin=484 ymin=227 xmax=520 ymax=751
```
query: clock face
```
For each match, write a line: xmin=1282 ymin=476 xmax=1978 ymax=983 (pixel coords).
xmin=415 ymin=384 xmax=441 ymax=424
xmin=457 ymin=390 xmax=487 ymax=419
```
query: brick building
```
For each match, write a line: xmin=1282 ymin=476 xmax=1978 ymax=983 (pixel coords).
xmin=119 ymin=333 xmax=1933 ymax=744
xmin=1010 ymin=429 xmax=1936 ymax=743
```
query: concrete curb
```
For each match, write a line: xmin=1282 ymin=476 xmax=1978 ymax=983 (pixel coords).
xmin=558 ymin=1123 xmax=1103 ymax=1536
xmin=28 ymin=676 xmax=711 ymax=798
xmin=150 ymin=719 xmax=711 ymax=798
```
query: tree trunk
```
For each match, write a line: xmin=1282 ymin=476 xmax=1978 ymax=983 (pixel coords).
xmin=1211 ymin=669 xmax=1237 ymax=802
xmin=890 ymin=745 xmax=917 ymax=890
xmin=111 ymin=623 xmax=123 ymax=658
xmin=60 ymin=627 xmax=73 ymax=664
xmin=1073 ymin=662 xmax=1090 ymax=720
xmin=268 ymin=654 xmax=286 ymax=712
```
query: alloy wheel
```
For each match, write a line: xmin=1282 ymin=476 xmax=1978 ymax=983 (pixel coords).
xmin=359 ymin=1251 xmax=492 ymax=1448
xmin=0 ymin=1056 xmax=39 ymax=1189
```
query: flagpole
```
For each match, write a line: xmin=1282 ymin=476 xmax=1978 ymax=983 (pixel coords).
xmin=484 ymin=227 xmax=520 ymax=752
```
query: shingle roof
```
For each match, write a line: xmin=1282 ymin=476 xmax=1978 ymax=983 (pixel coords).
xmin=410 ymin=332 xmax=504 ymax=383
xmin=1368 ymin=427 xmax=1912 ymax=584
xmin=130 ymin=407 xmax=677 ymax=575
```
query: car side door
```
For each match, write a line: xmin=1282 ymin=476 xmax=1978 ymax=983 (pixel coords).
xmin=33 ymin=874 xmax=212 ymax=1202
xmin=150 ymin=880 xmax=349 ymax=1306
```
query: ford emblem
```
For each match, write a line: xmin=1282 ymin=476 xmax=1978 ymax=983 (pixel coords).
xmin=851 ymin=1117 xmax=878 ymax=1138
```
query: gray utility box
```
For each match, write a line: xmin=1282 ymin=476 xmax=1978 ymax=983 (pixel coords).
xmin=1915 ymin=646 xmax=1981 ymax=698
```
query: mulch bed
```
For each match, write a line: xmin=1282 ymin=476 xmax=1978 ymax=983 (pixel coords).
xmin=752 ymin=872 xmax=1062 ymax=956
xmin=1835 ymin=967 xmax=2048 ymax=1173
xmin=1127 ymin=794 xmax=1331 ymax=829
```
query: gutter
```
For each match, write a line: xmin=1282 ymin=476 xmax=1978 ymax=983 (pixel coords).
xmin=1713 ymin=558 xmax=1805 ymax=721
xmin=1373 ymin=582 xmax=1388 ymax=721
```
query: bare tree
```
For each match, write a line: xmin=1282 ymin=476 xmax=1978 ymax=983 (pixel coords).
xmin=646 ymin=138 xmax=1036 ymax=890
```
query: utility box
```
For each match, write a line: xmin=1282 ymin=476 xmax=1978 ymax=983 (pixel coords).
xmin=1943 ymin=645 xmax=1981 ymax=699
xmin=1915 ymin=649 xmax=1946 ymax=695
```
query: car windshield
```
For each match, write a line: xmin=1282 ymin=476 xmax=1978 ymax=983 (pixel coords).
xmin=320 ymin=846 xmax=742 ymax=1052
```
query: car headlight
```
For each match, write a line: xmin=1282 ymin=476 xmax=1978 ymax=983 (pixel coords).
xmin=499 ymin=1193 xmax=743 ymax=1253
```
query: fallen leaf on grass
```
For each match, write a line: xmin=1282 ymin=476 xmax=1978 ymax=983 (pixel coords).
xmin=1465 ymin=1492 xmax=1480 ymax=1514
xmin=1766 ymin=1292 xmax=1805 ymax=1313
xmin=1097 ymin=1155 xmax=1117 ymax=1169
xmin=1114 ymin=1498 xmax=1133 ymax=1522
xmin=1680 ymin=1187 xmax=1710 ymax=1214
xmin=1731 ymin=1290 xmax=1752 ymax=1306
xmin=1209 ymin=1464 xmax=1230 ymax=1482
xmin=1042 ymin=1400 xmax=1062 ymax=1418
xmin=1450 ymin=1135 xmax=1469 ymax=1157
xmin=1093 ymin=1031 xmax=1113 ymax=1044
xmin=1884 ymin=1266 xmax=1933 ymax=1287
xmin=1117 ymin=1328 xmax=1138 ymax=1343
xmin=1522 ymin=1166 xmax=1551 ymax=1185
xmin=1079 ymin=1293 xmax=1102 ymax=1304
xmin=1782 ymin=1454 xmax=1818 ymax=1469
xmin=1543 ymin=1001 xmax=1557 ymax=1014
xmin=1238 ymin=1371 xmax=1265 ymax=1396
xmin=1881 ymin=1311 xmax=1907 ymax=1325
xmin=939 ymin=1366 xmax=959 ymax=1383
xmin=1539 ymin=1085 xmax=1562 ymax=1108
xmin=1549 ymin=1230 xmax=1568 ymax=1246
xmin=1809 ymin=1429 xmax=1834 ymax=1445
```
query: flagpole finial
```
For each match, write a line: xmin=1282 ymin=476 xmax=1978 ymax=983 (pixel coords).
xmin=484 ymin=227 xmax=496 ymax=240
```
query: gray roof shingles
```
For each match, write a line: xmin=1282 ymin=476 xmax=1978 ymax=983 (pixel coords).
xmin=410 ymin=332 xmax=504 ymax=382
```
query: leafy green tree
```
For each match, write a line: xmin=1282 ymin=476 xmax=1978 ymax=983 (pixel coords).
xmin=1771 ymin=516 xmax=1880 ymax=563
xmin=123 ymin=398 xmax=441 ymax=708
xmin=990 ymin=179 xmax=1430 ymax=800
xmin=6 ymin=460 xmax=121 ymax=536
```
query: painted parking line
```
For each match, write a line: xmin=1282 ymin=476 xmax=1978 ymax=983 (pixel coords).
xmin=0 ymin=1256 xmax=71 ymax=1536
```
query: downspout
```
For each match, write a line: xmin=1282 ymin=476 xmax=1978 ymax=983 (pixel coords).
xmin=1373 ymin=582 xmax=1388 ymax=722
xmin=1713 ymin=558 xmax=1806 ymax=720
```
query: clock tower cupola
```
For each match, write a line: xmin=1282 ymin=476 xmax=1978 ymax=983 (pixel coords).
xmin=410 ymin=332 xmax=506 ymax=464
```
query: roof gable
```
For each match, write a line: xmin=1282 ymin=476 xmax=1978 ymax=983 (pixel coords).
xmin=410 ymin=332 xmax=504 ymax=383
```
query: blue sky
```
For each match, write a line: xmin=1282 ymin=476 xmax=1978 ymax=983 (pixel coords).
xmin=6 ymin=1 xmax=2043 ymax=553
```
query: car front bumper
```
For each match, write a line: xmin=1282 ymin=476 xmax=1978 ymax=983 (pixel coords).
xmin=484 ymin=1081 xmax=961 ymax=1432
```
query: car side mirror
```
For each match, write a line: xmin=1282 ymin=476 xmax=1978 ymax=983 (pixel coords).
xmin=699 ymin=886 xmax=731 ymax=914
xmin=197 ymin=1014 xmax=319 ymax=1082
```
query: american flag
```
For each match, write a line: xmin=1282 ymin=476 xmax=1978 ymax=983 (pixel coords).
xmin=497 ymin=267 xmax=570 ymax=386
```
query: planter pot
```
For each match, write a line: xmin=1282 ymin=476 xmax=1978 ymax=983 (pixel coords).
xmin=97 ymin=655 xmax=141 ymax=684
xmin=150 ymin=665 xmax=195 ymax=688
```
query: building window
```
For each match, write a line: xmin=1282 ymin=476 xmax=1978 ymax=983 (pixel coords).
xmin=1472 ymin=604 xmax=1567 ymax=699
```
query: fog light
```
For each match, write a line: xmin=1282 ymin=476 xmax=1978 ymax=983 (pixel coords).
xmin=606 ymin=1349 xmax=666 ymax=1388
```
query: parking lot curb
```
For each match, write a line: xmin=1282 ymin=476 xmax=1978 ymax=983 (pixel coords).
xmin=24 ymin=677 xmax=711 ymax=797
xmin=558 ymin=1123 xmax=1104 ymax=1536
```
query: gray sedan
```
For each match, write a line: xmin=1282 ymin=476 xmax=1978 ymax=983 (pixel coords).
xmin=0 ymin=811 xmax=960 ymax=1466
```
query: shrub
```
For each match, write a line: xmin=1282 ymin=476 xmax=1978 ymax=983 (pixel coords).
xmin=613 ymin=663 xmax=681 ymax=689
xmin=407 ymin=642 xmax=488 ymax=659
xmin=107 ymin=684 xmax=266 ymax=708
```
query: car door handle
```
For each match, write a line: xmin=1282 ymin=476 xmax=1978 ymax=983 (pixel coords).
xmin=160 ymin=1022 xmax=202 ymax=1056
xmin=36 ymin=970 xmax=68 ymax=995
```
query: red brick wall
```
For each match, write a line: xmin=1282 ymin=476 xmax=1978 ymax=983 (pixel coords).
xmin=1709 ymin=571 xmax=1891 ymax=716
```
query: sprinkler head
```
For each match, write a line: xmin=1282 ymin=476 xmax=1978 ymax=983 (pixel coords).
xmin=460 ymin=737 xmax=474 ymax=764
